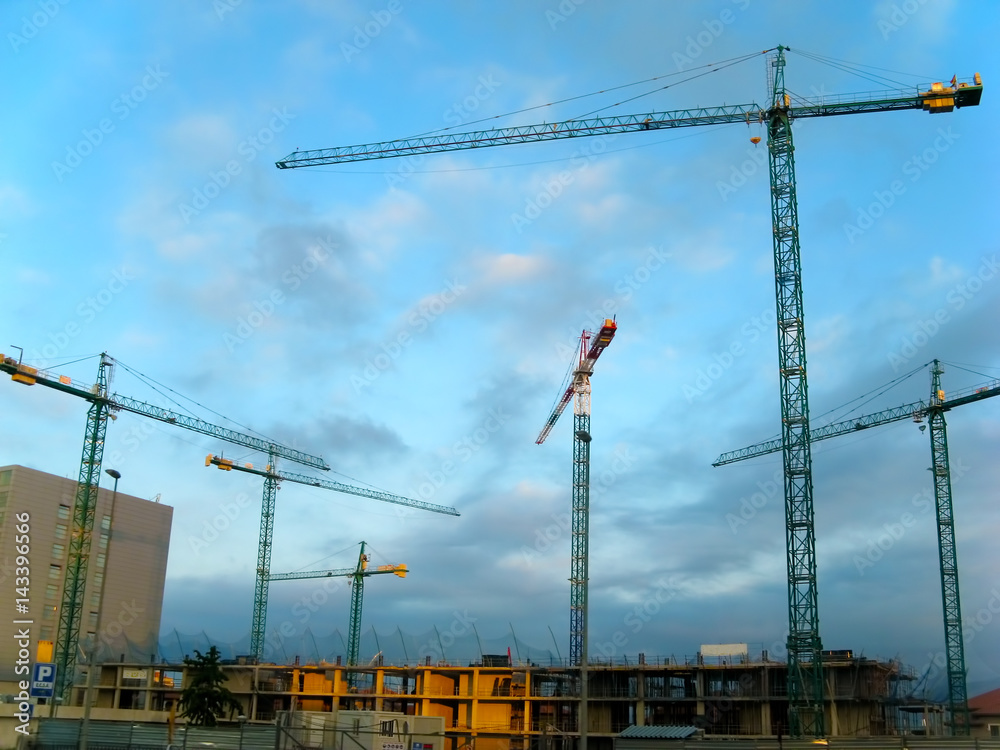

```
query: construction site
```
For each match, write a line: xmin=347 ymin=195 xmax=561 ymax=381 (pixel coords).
xmin=3 ymin=20 xmax=998 ymax=750
xmin=32 ymin=649 xmax=946 ymax=748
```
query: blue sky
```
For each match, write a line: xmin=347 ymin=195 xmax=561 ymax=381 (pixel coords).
xmin=4 ymin=0 xmax=999 ymax=700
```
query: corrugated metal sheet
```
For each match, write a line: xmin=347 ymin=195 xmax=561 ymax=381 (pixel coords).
xmin=618 ymin=725 xmax=700 ymax=739
xmin=32 ymin=718 xmax=276 ymax=750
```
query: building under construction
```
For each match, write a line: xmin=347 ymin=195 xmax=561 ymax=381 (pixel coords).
xmin=47 ymin=649 xmax=943 ymax=750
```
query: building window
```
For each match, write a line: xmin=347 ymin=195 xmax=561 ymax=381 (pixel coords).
xmin=54 ymin=523 xmax=68 ymax=540
xmin=991 ymin=725 xmax=1000 ymax=738
xmin=91 ymin=592 xmax=100 ymax=607
xmin=101 ymin=515 xmax=111 ymax=531
xmin=43 ymin=606 xmax=55 ymax=621
xmin=40 ymin=626 xmax=53 ymax=640
xmin=87 ymin=612 xmax=98 ymax=629
xmin=0 ymin=490 xmax=8 ymax=509
xmin=46 ymin=584 xmax=58 ymax=599
xmin=58 ymin=504 xmax=71 ymax=520
xmin=52 ymin=543 xmax=65 ymax=559
xmin=96 ymin=553 xmax=106 ymax=568
xmin=0 ymin=470 xmax=10 ymax=486
xmin=99 ymin=534 xmax=108 ymax=549
xmin=93 ymin=572 xmax=103 ymax=588
xmin=49 ymin=564 xmax=62 ymax=580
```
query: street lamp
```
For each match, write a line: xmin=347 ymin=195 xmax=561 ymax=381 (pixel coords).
xmin=80 ymin=469 xmax=121 ymax=750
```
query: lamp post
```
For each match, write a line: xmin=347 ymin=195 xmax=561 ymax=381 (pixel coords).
xmin=80 ymin=469 xmax=120 ymax=750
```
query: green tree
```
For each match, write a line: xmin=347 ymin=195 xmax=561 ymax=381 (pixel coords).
xmin=178 ymin=646 xmax=243 ymax=726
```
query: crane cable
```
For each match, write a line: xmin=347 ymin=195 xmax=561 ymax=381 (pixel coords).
xmin=411 ymin=49 xmax=771 ymax=140
xmin=788 ymin=48 xmax=944 ymax=92
xmin=290 ymin=542 xmax=361 ymax=574
xmin=114 ymin=359 xmax=282 ymax=445
xmin=940 ymin=360 xmax=1000 ymax=382
xmin=749 ymin=362 xmax=928 ymax=445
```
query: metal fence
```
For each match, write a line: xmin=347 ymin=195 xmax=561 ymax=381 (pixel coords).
xmin=29 ymin=718 xmax=276 ymax=750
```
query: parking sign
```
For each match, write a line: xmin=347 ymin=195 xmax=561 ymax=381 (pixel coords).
xmin=30 ymin=663 xmax=56 ymax=698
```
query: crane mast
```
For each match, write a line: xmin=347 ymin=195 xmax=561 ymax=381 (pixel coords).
xmin=536 ymin=319 xmax=616 ymax=665
xmin=536 ymin=319 xmax=615 ymax=750
xmin=714 ymin=362 xmax=998 ymax=734
xmin=927 ymin=361 xmax=969 ymax=734
xmin=274 ymin=48 xmax=982 ymax=737
xmin=767 ymin=47 xmax=823 ymax=737
xmin=60 ymin=354 xmax=113 ymax=707
xmin=0 ymin=352 xmax=328 ymax=701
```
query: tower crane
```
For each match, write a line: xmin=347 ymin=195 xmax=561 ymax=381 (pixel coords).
xmin=0 ymin=352 xmax=328 ymax=701
xmin=269 ymin=541 xmax=406 ymax=687
xmin=536 ymin=318 xmax=617 ymax=666
xmin=713 ymin=361 xmax=999 ymax=734
xmin=206 ymin=455 xmax=457 ymax=662
xmin=274 ymin=46 xmax=983 ymax=737
xmin=536 ymin=318 xmax=616 ymax=750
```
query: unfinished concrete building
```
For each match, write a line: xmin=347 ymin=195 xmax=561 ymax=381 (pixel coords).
xmin=40 ymin=650 xmax=931 ymax=750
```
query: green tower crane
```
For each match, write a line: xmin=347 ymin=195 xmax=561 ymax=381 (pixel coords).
xmin=206 ymin=455 xmax=457 ymax=662
xmin=274 ymin=47 xmax=982 ymax=736
xmin=535 ymin=318 xmax=616 ymax=750
xmin=269 ymin=541 xmax=407 ymax=688
xmin=713 ymin=362 xmax=999 ymax=734
xmin=0 ymin=351 xmax=328 ymax=701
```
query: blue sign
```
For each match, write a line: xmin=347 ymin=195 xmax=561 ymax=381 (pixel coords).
xmin=30 ymin=663 xmax=56 ymax=698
